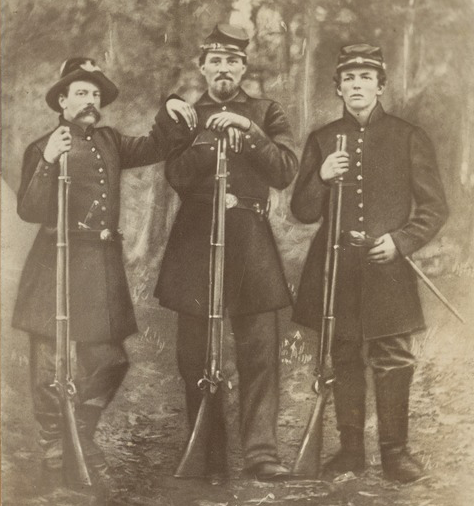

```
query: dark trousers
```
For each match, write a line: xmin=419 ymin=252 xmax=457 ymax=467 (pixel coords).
xmin=332 ymin=334 xmax=415 ymax=447
xmin=177 ymin=312 xmax=280 ymax=469
xmin=30 ymin=335 xmax=129 ymax=447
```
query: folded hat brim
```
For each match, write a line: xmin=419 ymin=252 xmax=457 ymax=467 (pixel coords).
xmin=46 ymin=69 xmax=119 ymax=112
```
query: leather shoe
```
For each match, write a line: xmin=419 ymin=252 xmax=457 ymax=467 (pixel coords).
xmin=246 ymin=462 xmax=290 ymax=481
xmin=381 ymin=447 xmax=425 ymax=483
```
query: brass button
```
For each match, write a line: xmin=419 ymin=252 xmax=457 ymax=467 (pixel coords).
xmin=86 ymin=136 xmax=92 ymax=141
xmin=91 ymin=147 xmax=96 ymax=152
xmin=100 ymin=220 xmax=106 ymax=226
xmin=358 ymin=139 xmax=363 ymax=143
xmin=358 ymin=216 xmax=364 ymax=222
xmin=358 ymin=203 xmax=364 ymax=208
xmin=360 ymin=127 xmax=365 ymax=132
xmin=96 ymin=154 xmax=101 ymax=159
xmin=356 ymin=161 xmax=361 ymax=167
xmin=357 ymin=175 xmax=363 ymax=181
xmin=100 ymin=179 xmax=105 ymax=184
xmin=245 ymin=134 xmax=251 ymax=139
xmin=43 ymin=173 xmax=48 ymax=177
xmin=250 ymin=144 xmax=256 ymax=149
xmin=101 ymin=193 xmax=107 ymax=199
xmin=101 ymin=206 xmax=107 ymax=211
xmin=356 ymin=148 xmax=362 ymax=154
xmin=98 ymin=168 xmax=104 ymax=173
xmin=356 ymin=189 xmax=362 ymax=194
xmin=222 ymin=105 xmax=227 ymax=111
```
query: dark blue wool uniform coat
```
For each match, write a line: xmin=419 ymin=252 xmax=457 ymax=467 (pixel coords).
xmin=155 ymin=89 xmax=298 ymax=316
xmin=13 ymin=114 xmax=170 ymax=343
xmin=291 ymin=103 xmax=448 ymax=339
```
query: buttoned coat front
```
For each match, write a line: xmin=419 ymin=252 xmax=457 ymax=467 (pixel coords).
xmin=155 ymin=89 xmax=298 ymax=316
xmin=13 ymin=115 xmax=169 ymax=343
xmin=291 ymin=104 xmax=448 ymax=339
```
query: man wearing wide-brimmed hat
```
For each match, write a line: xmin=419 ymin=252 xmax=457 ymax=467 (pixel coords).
xmin=12 ymin=56 xmax=196 ymax=486
xmin=155 ymin=24 xmax=298 ymax=482
xmin=291 ymin=44 xmax=448 ymax=482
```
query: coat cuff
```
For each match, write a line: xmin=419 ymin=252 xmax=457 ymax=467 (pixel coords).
xmin=242 ymin=121 xmax=270 ymax=152
xmin=391 ymin=230 xmax=418 ymax=257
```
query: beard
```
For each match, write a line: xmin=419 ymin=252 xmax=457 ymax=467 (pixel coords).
xmin=211 ymin=78 xmax=239 ymax=101
xmin=75 ymin=105 xmax=101 ymax=123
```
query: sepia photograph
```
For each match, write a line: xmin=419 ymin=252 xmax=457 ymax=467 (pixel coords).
xmin=2 ymin=1 xmax=473 ymax=505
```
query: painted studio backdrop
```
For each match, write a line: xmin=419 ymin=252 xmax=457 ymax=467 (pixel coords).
xmin=2 ymin=1 xmax=474 ymax=505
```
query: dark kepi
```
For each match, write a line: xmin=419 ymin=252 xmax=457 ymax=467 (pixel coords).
xmin=200 ymin=23 xmax=249 ymax=58
xmin=336 ymin=43 xmax=386 ymax=71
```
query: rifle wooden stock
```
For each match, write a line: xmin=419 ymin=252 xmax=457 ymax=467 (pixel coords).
xmin=292 ymin=135 xmax=346 ymax=479
xmin=174 ymin=392 xmax=213 ymax=478
xmin=292 ymin=384 xmax=331 ymax=478
xmin=55 ymin=153 xmax=92 ymax=488
xmin=60 ymin=385 xmax=92 ymax=487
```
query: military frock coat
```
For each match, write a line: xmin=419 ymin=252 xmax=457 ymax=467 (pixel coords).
xmin=155 ymin=89 xmax=298 ymax=316
xmin=291 ymin=103 xmax=448 ymax=340
xmin=13 ymin=114 xmax=169 ymax=343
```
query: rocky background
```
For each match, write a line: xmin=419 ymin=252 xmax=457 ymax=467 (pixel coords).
xmin=2 ymin=1 xmax=474 ymax=505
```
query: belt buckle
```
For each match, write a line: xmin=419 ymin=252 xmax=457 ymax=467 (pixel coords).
xmin=225 ymin=194 xmax=238 ymax=209
xmin=100 ymin=229 xmax=113 ymax=241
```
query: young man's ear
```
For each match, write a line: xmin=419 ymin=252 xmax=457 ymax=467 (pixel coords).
xmin=336 ymin=85 xmax=343 ymax=97
xmin=376 ymin=84 xmax=385 ymax=96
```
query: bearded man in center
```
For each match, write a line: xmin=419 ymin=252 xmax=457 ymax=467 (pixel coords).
xmin=154 ymin=24 xmax=298 ymax=483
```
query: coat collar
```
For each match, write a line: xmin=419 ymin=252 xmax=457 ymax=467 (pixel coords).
xmin=59 ymin=115 xmax=96 ymax=136
xmin=196 ymin=87 xmax=250 ymax=106
xmin=343 ymin=101 xmax=385 ymax=127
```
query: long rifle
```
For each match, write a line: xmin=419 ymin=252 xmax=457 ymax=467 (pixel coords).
xmin=175 ymin=136 xmax=228 ymax=478
xmin=54 ymin=152 xmax=92 ymax=488
xmin=292 ymin=134 xmax=347 ymax=478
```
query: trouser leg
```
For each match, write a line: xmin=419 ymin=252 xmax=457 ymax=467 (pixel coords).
xmin=176 ymin=313 xmax=227 ymax=474
xmin=369 ymin=334 xmax=423 ymax=482
xmin=326 ymin=338 xmax=366 ymax=471
xmin=369 ymin=334 xmax=415 ymax=449
xmin=29 ymin=336 xmax=62 ymax=470
xmin=74 ymin=341 xmax=129 ymax=438
xmin=232 ymin=311 xmax=280 ymax=469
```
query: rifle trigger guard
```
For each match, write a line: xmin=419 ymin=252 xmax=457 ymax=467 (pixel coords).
xmin=66 ymin=379 xmax=77 ymax=397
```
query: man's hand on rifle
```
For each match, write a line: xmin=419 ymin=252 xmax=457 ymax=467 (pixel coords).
xmin=44 ymin=126 xmax=72 ymax=164
xmin=166 ymin=99 xmax=198 ymax=130
xmin=320 ymin=151 xmax=349 ymax=182
xmin=367 ymin=233 xmax=399 ymax=264
xmin=206 ymin=112 xmax=248 ymax=153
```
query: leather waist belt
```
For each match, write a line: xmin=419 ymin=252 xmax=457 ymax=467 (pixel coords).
xmin=44 ymin=226 xmax=123 ymax=242
xmin=189 ymin=193 xmax=270 ymax=217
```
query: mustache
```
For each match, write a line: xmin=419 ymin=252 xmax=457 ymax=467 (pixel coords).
xmin=75 ymin=106 xmax=101 ymax=120
xmin=216 ymin=76 xmax=233 ymax=81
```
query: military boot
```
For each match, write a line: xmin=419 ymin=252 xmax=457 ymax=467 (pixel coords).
xmin=325 ymin=426 xmax=366 ymax=473
xmin=375 ymin=367 xmax=425 ymax=483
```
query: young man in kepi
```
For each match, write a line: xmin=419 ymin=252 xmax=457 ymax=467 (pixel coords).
xmin=12 ymin=57 xmax=195 ymax=488
xmin=291 ymin=44 xmax=448 ymax=482
xmin=155 ymin=24 xmax=298 ymax=483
